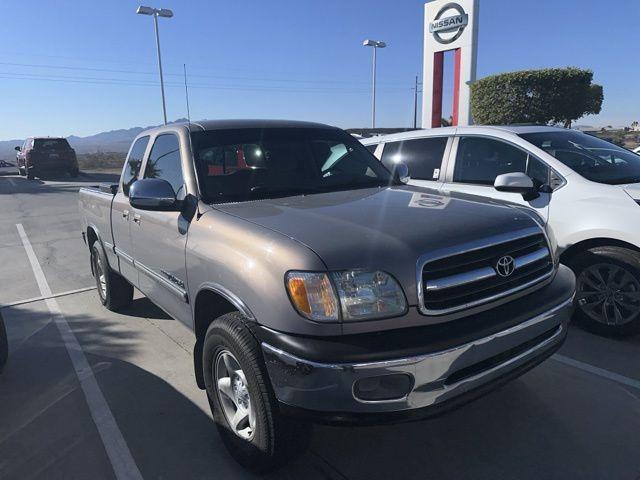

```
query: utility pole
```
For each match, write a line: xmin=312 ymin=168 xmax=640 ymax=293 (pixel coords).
xmin=412 ymin=75 xmax=422 ymax=129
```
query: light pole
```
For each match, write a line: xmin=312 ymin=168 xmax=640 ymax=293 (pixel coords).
xmin=362 ymin=39 xmax=386 ymax=129
xmin=137 ymin=5 xmax=173 ymax=125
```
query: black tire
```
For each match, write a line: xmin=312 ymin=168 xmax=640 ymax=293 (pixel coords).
xmin=26 ymin=170 xmax=34 ymax=180
xmin=0 ymin=312 xmax=8 ymax=373
xmin=90 ymin=241 xmax=133 ymax=311
xmin=567 ymin=246 xmax=640 ymax=337
xmin=203 ymin=312 xmax=310 ymax=473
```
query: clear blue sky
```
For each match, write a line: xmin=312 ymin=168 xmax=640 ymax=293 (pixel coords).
xmin=0 ymin=0 xmax=638 ymax=140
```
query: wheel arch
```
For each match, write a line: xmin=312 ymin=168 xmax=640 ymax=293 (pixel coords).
xmin=192 ymin=285 xmax=256 ymax=389
xmin=560 ymin=237 xmax=640 ymax=266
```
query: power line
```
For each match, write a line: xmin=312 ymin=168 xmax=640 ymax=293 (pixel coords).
xmin=0 ymin=60 xmax=409 ymax=86
xmin=0 ymin=71 xmax=412 ymax=95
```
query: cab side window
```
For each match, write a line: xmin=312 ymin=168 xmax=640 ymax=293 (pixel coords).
xmin=454 ymin=137 xmax=550 ymax=187
xmin=365 ymin=144 xmax=378 ymax=154
xmin=381 ymin=137 xmax=447 ymax=180
xmin=145 ymin=134 xmax=186 ymax=200
xmin=121 ymin=136 xmax=149 ymax=196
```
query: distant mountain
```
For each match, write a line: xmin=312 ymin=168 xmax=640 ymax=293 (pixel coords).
xmin=0 ymin=118 xmax=188 ymax=159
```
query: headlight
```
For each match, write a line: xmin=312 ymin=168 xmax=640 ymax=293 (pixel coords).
xmin=286 ymin=270 xmax=407 ymax=322
xmin=331 ymin=270 xmax=407 ymax=321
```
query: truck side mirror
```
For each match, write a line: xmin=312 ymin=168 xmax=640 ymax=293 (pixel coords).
xmin=14 ymin=146 xmax=21 ymax=151
xmin=494 ymin=172 xmax=539 ymax=201
xmin=129 ymin=178 xmax=180 ymax=211
xmin=393 ymin=162 xmax=410 ymax=184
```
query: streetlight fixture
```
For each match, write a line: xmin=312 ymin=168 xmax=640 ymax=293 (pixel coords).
xmin=136 ymin=5 xmax=174 ymax=125
xmin=362 ymin=39 xmax=386 ymax=129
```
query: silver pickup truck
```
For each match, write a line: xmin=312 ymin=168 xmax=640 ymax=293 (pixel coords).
xmin=79 ymin=120 xmax=575 ymax=472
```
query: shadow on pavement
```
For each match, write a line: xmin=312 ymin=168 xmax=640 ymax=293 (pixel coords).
xmin=0 ymin=302 xmax=342 ymax=480
xmin=120 ymin=297 xmax=172 ymax=321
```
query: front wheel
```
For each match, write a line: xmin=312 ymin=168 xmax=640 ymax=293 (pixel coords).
xmin=569 ymin=246 xmax=640 ymax=336
xmin=203 ymin=312 xmax=310 ymax=473
xmin=90 ymin=241 xmax=133 ymax=311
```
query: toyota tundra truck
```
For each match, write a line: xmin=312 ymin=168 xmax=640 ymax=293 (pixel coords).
xmin=78 ymin=120 xmax=575 ymax=472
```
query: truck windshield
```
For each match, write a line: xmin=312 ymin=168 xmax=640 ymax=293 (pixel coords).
xmin=520 ymin=130 xmax=640 ymax=185
xmin=191 ymin=127 xmax=393 ymax=203
xmin=33 ymin=138 xmax=71 ymax=151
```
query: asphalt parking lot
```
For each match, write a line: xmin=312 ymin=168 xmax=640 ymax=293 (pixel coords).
xmin=0 ymin=172 xmax=639 ymax=480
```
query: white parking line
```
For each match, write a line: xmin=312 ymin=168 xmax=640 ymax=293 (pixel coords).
xmin=16 ymin=224 xmax=143 ymax=480
xmin=552 ymin=354 xmax=640 ymax=391
xmin=1 ymin=286 xmax=96 ymax=308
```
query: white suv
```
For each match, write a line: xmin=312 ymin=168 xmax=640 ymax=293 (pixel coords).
xmin=363 ymin=126 xmax=640 ymax=336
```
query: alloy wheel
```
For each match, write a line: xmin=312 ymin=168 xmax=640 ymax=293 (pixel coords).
xmin=92 ymin=250 xmax=107 ymax=301
xmin=214 ymin=350 xmax=256 ymax=440
xmin=576 ymin=263 xmax=640 ymax=326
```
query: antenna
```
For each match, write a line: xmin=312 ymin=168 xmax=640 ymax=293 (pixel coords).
xmin=183 ymin=63 xmax=191 ymax=123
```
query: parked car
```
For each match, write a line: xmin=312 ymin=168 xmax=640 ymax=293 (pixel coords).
xmin=79 ymin=120 xmax=575 ymax=472
xmin=16 ymin=137 xmax=79 ymax=179
xmin=363 ymin=125 xmax=640 ymax=336
xmin=0 ymin=160 xmax=17 ymax=175
xmin=0 ymin=311 xmax=7 ymax=373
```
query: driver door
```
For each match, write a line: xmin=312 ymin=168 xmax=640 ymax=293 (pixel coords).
xmin=442 ymin=136 xmax=552 ymax=221
xmin=130 ymin=133 xmax=191 ymax=325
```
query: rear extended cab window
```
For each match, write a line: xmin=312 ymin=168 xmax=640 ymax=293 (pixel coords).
xmin=121 ymin=136 xmax=149 ymax=196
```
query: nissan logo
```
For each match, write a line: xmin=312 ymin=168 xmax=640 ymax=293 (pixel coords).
xmin=429 ymin=3 xmax=469 ymax=45
xmin=496 ymin=256 xmax=516 ymax=278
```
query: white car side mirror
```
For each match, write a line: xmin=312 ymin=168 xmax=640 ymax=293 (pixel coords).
xmin=494 ymin=172 xmax=539 ymax=201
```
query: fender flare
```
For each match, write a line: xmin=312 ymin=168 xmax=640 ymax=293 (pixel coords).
xmin=195 ymin=282 xmax=256 ymax=321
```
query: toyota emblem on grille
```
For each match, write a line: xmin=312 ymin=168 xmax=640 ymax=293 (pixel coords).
xmin=496 ymin=256 xmax=515 ymax=277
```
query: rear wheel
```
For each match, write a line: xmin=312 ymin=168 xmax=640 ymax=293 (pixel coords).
xmin=203 ymin=312 xmax=310 ymax=473
xmin=569 ymin=246 xmax=640 ymax=336
xmin=90 ymin=241 xmax=133 ymax=311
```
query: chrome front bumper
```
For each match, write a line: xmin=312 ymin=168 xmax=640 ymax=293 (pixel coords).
xmin=262 ymin=296 xmax=573 ymax=415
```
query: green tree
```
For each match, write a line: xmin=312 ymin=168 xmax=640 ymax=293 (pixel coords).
xmin=470 ymin=67 xmax=603 ymax=128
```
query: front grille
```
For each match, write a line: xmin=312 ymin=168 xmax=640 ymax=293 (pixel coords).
xmin=419 ymin=229 xmax=554 ymax=314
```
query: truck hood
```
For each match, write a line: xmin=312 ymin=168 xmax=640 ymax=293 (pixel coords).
xmin=214 ymin=186 xmax=540 ymax=293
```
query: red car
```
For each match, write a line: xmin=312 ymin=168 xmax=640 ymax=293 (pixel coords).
xmin=16 ymin=137 xmax=79 ymax=179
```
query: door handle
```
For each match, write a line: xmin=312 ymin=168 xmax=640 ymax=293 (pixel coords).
xmin=122 ymin=210 xmax=130 ymax=219
xmin=133 ymin=213 xmax=141 ymax=225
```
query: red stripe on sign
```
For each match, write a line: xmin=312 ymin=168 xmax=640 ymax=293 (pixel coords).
xmin=431 ymin=51 xmax=444 ymax=128
xmin=452 ymin=48 xmax=461 ymax=126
